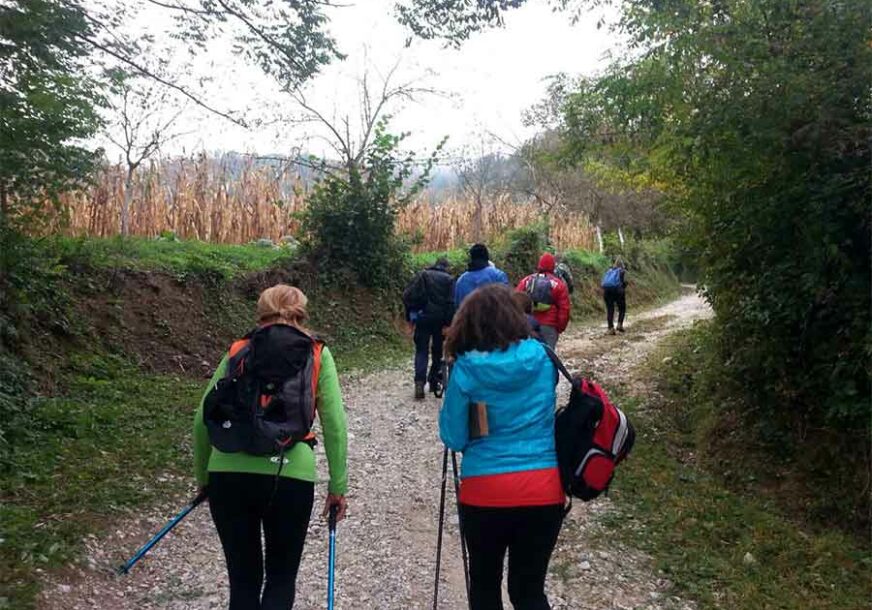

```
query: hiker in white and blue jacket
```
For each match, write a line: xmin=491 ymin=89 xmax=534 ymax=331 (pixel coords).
xmin=453 ymin=243 xmax=510 ymax=308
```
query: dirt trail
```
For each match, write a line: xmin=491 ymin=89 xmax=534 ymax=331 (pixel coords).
xmin=40 ymin=290 xmax=711 ymax=610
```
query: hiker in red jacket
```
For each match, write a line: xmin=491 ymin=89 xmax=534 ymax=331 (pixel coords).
xmin=516 ymin=253 xmax=571 ymax=348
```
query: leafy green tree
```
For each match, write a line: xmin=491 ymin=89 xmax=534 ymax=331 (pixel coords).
xmin=0 ymin=0 xmax=102 ymax=228
xmin=556 ymin=1 xmax=871 ymax=432
xmin=396 ymin=0 xmax=529 ymax=43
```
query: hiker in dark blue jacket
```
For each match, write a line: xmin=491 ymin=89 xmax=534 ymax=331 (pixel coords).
xmin=601 ymin=257 xmax=628 ymax=334
xmin=403 ymin=258 xmax=455 ymax=399
xmin=454 ymin=243 xmax=509 ymax=308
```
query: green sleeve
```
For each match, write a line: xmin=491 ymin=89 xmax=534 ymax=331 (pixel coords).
xmin=193 ymin=355 xmax=228 ymax=486
xmin=317 ymin=347 xmax=348 ymax=495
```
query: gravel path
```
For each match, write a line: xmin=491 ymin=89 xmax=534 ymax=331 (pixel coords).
xmin=39 ymin=290 xmax=711 ymax=610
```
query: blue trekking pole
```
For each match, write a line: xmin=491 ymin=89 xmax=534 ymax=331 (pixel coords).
xmin=116 ymin=490 xmax=207 ymax=575
xmin=327 ymin=504 xmax=339 ymax=610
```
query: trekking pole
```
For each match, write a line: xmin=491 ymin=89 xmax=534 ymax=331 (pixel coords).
xmin=327 ymin=504 xmax=338 ymax=610
xmin=116 ymin=490 xmax=207 ymax=575
xmin=450 ymin=451 xmax=472 ymax=609
xmin=432 ymin=446 xmax=450 ymax=610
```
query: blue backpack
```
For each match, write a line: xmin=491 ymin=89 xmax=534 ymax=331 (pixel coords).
xmin=601 ymin=267 xmax=623 ymax=289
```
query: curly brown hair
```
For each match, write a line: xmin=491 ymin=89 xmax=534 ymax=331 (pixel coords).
xmin=446 ymin=284 xmax=531 ymax=357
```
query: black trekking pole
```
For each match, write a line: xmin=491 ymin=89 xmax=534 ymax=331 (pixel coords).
xmin=450 ymin=451 xmax=472 ymax=609
xmin=116 ymin=490 xmax=207 ymax=575
xmin=432 ymin=446 xmax=450 ymax=610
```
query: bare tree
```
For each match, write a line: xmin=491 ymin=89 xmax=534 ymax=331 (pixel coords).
xmin=106 ymin=71 xmax=188 ymax=237
xmin=495 ymin=130 xmax=664 ymax=251
xmin=286 ymin=59 xmax=440 ymax=173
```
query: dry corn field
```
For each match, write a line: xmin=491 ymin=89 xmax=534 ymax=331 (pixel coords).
xmin=45 ymin=156 xmax=596 ymax=252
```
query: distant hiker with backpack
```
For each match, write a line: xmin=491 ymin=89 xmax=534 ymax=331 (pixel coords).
xmin=440 ymin=284 xmax=564 ymax=610
xmin=601 ymin=258 xmax=628 ymax=334
xmin=453 ymin=243 xmax=510 ymax=308
xmin=554 ymin=255 xmax=575 ymax=295
xmin=194 ymin=284 xmax=348 ymax=610
xmin=403 ymin=257 xmax=454 ymax=399
xmin=516 ymin=252 xmax=571 ymax=348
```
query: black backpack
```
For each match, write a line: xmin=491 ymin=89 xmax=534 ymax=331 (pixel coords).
xmin=203 ymin=324 xmax=320 ymax=456
xmin=546 ymin=347 xmax=635 ymax=506
xmin=525 ymin=273 xmax=554 ymax=312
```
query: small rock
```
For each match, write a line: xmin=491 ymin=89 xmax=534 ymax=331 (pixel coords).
xmin=579 ymin=560 xmax=592 ymax=571
xmin=743 ymin=552 xmax=756 ymax=565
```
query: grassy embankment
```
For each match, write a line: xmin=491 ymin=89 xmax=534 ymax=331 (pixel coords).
xmin=1 ymin=236 xmax=405 ymax=609
xmin=586 ymin=327 xmax=871 ymax=610
xmin=1 ymin=235 xmax=679 ymax=608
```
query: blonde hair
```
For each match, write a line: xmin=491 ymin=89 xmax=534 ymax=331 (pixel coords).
xmin=256 ymin=284 xmax=309 ymax=332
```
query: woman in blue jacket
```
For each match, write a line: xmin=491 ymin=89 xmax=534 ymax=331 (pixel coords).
xmin=440 ymin=283 xmax=564 ymax=610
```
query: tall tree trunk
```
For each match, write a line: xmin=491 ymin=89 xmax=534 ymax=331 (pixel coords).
xmin=618 ymin=227 xmax=625 ymax=249
xmin=122 ymin=166 xmax=134 ymax=237
xmin=596 ymin=224 xmax=604 ymax=254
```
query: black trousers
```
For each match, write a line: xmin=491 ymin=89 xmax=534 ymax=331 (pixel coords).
xmin=208 ymin=472 xmax=314 ymax=610
xmin=414 ymin=320 xmax=445 ymax=383
xmin=604 ymin=288 xmax=626 ymax=329
xmin=460 ymin=504 xmax=564 ymax=610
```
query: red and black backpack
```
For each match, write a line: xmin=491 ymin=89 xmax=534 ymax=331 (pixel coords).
xmin=203 ymin=324 xmax=323 ymax=457
xmin=545 ymin=347 xmax=635 ymax=505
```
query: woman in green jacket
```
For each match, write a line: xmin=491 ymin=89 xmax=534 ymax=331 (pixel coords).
xmin=193 ymin=284 xmax=348 ymax=610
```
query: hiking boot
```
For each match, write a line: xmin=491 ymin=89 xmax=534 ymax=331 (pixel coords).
xmin=608 ymin=327 xmax=616 ymax=335
xmin=430 ymin=379 xmax=443 ymax=398
xmin=617 ymin=325 xmax=625 ymax=333
xmin=415 ymin=382 xmax=425 ymax=400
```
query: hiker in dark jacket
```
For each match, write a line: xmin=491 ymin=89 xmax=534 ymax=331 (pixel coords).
xmin=403 ymin=257 xmax=455 ymax=399
xmin=554 ymin=255 xmax=575 ymax=295
xmin=453 ymin=243 xmax=510 ymax=308
xmin=601 ymin=257 xmax=628 ymax=334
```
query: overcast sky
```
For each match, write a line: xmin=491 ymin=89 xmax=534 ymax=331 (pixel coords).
xmin=105 ymin=0 xmax=621 ymax=161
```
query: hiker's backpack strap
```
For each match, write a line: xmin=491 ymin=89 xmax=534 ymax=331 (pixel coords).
xmin=300 ymin=340 xmax=325 ymax=444
xmin=225 ymin=326 xmax=261 ymax=376
xmin=543 ymin=344 xmax=574 ymax=386
xmin=543 ymin=344 xmax=577 ymax=517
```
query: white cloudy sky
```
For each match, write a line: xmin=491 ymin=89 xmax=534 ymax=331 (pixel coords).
xmin=104 ymin=0 xmax=622 ymax=160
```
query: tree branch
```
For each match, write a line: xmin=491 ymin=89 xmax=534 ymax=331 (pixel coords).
xmin=213 ymin=0 xmax=307 ymax=76
xmin=143 ymin=0 xmax=212 ymax=16
xmin=78 ymin=34 xmax=247 ymax=127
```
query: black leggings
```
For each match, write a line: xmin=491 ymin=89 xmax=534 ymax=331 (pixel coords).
xmin=461 ymin=504 xmax=564 ymax=610
xmin=208 ymin=472 xmax=314 ymax=610
xmin=604 ymin=288 xmax=626 ymax=329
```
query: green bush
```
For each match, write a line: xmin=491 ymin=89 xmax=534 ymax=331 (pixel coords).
xmin=497 ymin=222 xmax=551 ymax=281
xmin=300 ymin=122 xmax=439 ymax=288
xmin=653 ymin=324 xmax=869 ymax=536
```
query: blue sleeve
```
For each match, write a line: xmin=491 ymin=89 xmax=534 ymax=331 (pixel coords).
xmin=454 ymin=275 xmax=466 ymax=309
xmin=439 ymin=367 xmax=470 ymax=451
xmin=498 ymin=269 xmax=510 ymax=284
